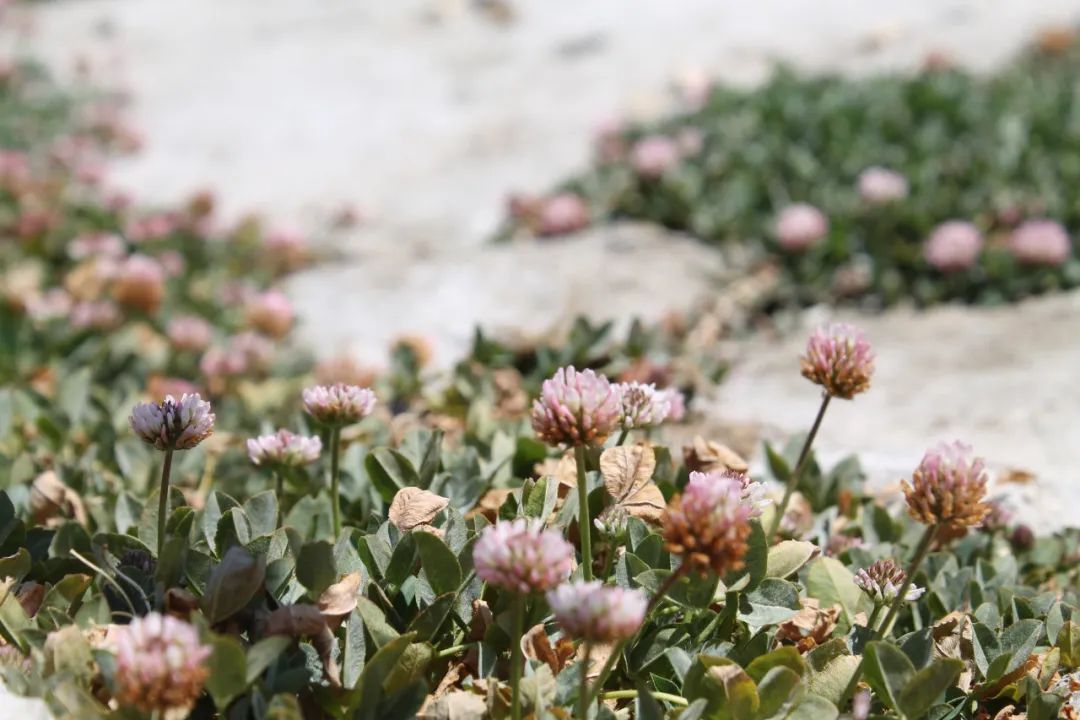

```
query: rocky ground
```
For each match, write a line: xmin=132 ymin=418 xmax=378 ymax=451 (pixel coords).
xmin=7 ymin=0 xmax=1080 ymax=713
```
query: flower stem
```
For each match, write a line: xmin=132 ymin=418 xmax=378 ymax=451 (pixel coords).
xmin=274 ymin=470 xmax=284 ymax=529
xmin=840 ymin=523 xmax=939 ymax=706
xmin=575 ymin=444 xmax=594 ymax=581
xmin=579 ymin=641 xmax=592 ymax=720
xmin=877 ymin=523 xmax=938 ymax=638
xmin=646 ymin=563 xmax=689 ymax=616
xmin=585 ymin=639 xmax=626 ymax=707
xmin=435 ymin=643 xmax=470 ymax=659
xmin=330 ymin=426 xmax=342 ymax=538
xmin=156 ymin=448 xmax=174 ymax=560
xmin=767 ymin=393 xmax=832 ymax=539
xmin=600 ymin=689 xmax=688 ymax=706
xmin=864 ymin=603 xmax=883 ymax=634
xmin=510 ymin=594 xmax=526 ymax=720
xmin=615 ymin=428 xmax=630 ymax=446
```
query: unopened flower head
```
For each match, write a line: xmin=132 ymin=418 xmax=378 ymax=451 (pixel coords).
xmin=112 ymin=612 xmax=210 ymax=712
xmin=662 ymin=472 xmax=754 ymax=576
xmin=546 ymin=581 xmax=647 ymax=642
xmin=776 ymin=203 xmax=829 ymax=252
xmin=923 ymin=220 xmax=983 ymax=272
xmin=247 ymin=429 xmax=322 ymax=468
xmin=129 ymin=393 xmax=215 ymax=451
xmin=800 ymin=323 xmax=875 ymax=399
xmin=531 ymin=366 xmax=621 ymax=446
xmin=688 ymin=470 xmax=770 ymax=517
xmin=167 ymin=314 xmax=213 ymax=352
xmin=245 ymin=289 xmax=294 ymax=339
xmin=853 ymin=558 xmax=924 ymax=604
xmin=902 ymin=441 xmax=991 ymax=528
xmin=857 ymin=166 xmax=909 ymax=204
xmin=630 ymin=135 xmax=681 ymax=179
xmin=616 ymin=381 xmax=672 ymax=429
xmin=111 ymin=254 xmax=166 ymax=314
xmin=473 ymin=518 xmax=574 ymax=594
xmin=1009 ymin=219 xmax=1071 ymax=266
xmin=302 ymin=383 xmax=376 ymax=427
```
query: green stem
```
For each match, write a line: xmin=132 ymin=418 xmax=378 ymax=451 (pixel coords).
xmin=877 ymin=524 xmax=938 ymax=637
xmin=600 ymin=689 xmax=688 ymax=707
xmin=435 ymin=643 xmax=470 ymax=659
xmin=767 ymin=393 xmax=832 ymax=539
xmin=579 ymin=641 xmax=592 ymax=720
xmin=330 ymin=426 xmax=342 ymax=538
xmin=585 ymin=639 xmax=625 ymax=707
xmin=865 ymin=603 xmax=883 ymax=634
xmin=575 ymin=445 xmax=594 ymax=581
xmin=511 ymin=594 xmax=526 ymax=720
xmin=156 ymin=448 xmax=174 ymax=560
xmin=274 ymin=470 xmax=284 ymax=529
xmin=615 ymin=428 xmax=630 ymax=446
xmin=840 ymin=523 xmax=939 ymax=706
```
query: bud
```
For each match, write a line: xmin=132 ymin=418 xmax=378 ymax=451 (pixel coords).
xmin=247 ymin=429 xmax=322 ymax=467
xmin=662 ymin=472 xmax=754 ymax=576
xmin=923 ymin=220 xmax=983 ymax=272
xmin=902 ymin=442 xmax=990 ymax=528
xmin=129 ymin=393 xmax=215 ymax=451
xmin=853 ymin=559 xmax=924 ymax=604
xmin=775 ymin=203 xmax=828 ymax=252
xmin=112 ymin=612 xmax=210 ymax=712
xmin=800 ymin=322 xmax=874 ymax=399
xmin=546 ymin=581 xmax=647 ymax=642
xmin=1010 ymin=524 xmax=1035 ymax=551
xmin=302 ymin=383 xmax=377 ymax=426
xmin=473 ymin=518 xmax=574 ymax=594
xmin=530 ymin=366 xmax=621 ymax=447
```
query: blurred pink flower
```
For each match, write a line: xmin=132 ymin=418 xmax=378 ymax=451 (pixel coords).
xmin=70 ymin=300 xmax=122 ymax=330
xmin=167 ymin=315 xmax=213 ymax=353
xmin=247 ymin=429 xmax=322 ymax=467
xmin=776 ymin=204 xmax=828 ymax=252
xmin=1009 ymin=219 xmax=1071 ymax=266
xmin=630 ymin=135 xmax=680 ymax=179
xmin=547 ymin=581 xmax=647 ymax=641
xmin=112 ymin=612 xmax=210 ymax=712
xmin=112 ymin=254 xmax=166 ymax=314
xmin=923 ymin=220 xmax=983 ymax=272
xmin=857 ymin=166 xmax=908 ymax=204
xmin=593 ymin=116 xmax=627 ymax=164
xmin=68 ymin=232 xmax=126 ymax=260
xmin=245 ymin=289 xmax=294 ymax=339
xmin=536 ymin=192 xmax=590 ymax=237
xmin=663 ymin=471 xmax=754 ymax=576
xmin=302 ymin=383 xmax=377 ymax=426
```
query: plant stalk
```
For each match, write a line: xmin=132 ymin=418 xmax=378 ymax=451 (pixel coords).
xmin=156 ymin=448 xmax=174 ymax=560
xmin=615 ymin=428 xmax=630 ymax=446
xmin=575 ymin=444 xmax=594 ymax=581
xmin=600 ymin=689 xmax=689 ymax=706
xmin=646 ymin=563 xmax=689 ymax=616
xmin=511 ymin=594 xmax=526 ymax=720
xmin=579 ymin=641 xmax=592 ymax=720
xmin=274 ymin=470 xmax=284 ymax=528
xmin=330 ymin=425 xmax=342 ymax=538
xmin=767 ymin=393 xmax=832 ymax=539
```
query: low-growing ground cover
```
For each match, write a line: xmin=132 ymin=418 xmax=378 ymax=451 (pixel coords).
xmin=504 ymin=30 xmax=1080 ymax=311
xmin=4 ymin=18 xmax=1080 ymax=720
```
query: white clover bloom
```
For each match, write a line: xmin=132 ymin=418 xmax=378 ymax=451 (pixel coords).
xmin=302 ymin=383 xmax=377 ymax=426
xmin=247 ymin=429 xmax=322 ymax=467
xmin=853 ymin=559 xmax=925 ymax=604
xmin=129 ymin=394 xmax=214 ymax=451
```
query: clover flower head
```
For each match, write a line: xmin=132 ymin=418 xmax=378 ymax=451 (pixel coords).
xmin=776 ymin=203 xmax=828 ymax=252
xmin=112 ymin=612 xmax=210 ymax=712
xmin=616 ymin=381 xmax=671 ymax=429
xmin=70 ymin=299 xmax=122 ymax=330
xmin=688 ymin=470 xmax=770 ymax=518
xmin=1009 ymin=219 xmax=1071 ymax=266
xmin=630 ymin=135 xmax=680 ymax=179
xmin=662 ymin=472 xmax=754 ymax=576
xmin=800 ymin=322 xmax=875 ymax=399
xmin=112 ymin=253 xmax=165 ymax=314
xmin=129 ymin=393 xmax=215 ymax=451
xmin=546 ymin=581 xmax=647 ymax=642
xmin=536 ymin=192 xmax=590 ymax=237
xmin=902 ymin=441 xmax=990 ymax=528
xmin=854 ymin=558 xmax=924 ymax=604
xmin=245 ymin=289 xmax=294 ymax=339
xmin=302 ymin=383 xmax=377 ymax=426
xmin=923 ymin=220 xmax=983 ymax=272
xmin=247 ymin=429 xmax=322 ymax=467
xmin=530 ymin=366 xmax=621 ymax=446
xmin=473 ymin=518 xmax=574 ymax=594
xmin=857 ymin=166 xmax=908 ymax=204
xmin=167 ymin=314 xmax=213 ymax=352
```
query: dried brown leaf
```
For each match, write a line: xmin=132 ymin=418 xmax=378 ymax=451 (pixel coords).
xmin=15 ymin=582 xmax=44 ymax=617
xmin=1000 ymin=468 xmax=1036 ymax=485
xmin=317 ymin=571 xmax=362 ymax=617
xmin=599 ymin=445 xmax=664 ymax=523
xmin=418 ymin=689 xmax=487 ymax=719
xmin=535 ymin=452 xmax=577 ymax=493
xmin=684 ymin=436 xmax=749 ymax=474
xmin=263 ymin=604 xmax=339 ymax=687
xmin=30 ymin=471 xmax=87 ymax=526
xmin=389 ymin=487 xmax=450 ymax=531
xmin=523 ymin=623 xmax=560 ymax=675
xmin=468 ymin=489 xmax=511 ymax=521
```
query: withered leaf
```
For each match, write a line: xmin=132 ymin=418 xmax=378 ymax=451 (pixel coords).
xmin=418 ymin=689 xmax=487 ymax=719
xmin=264 ymin=604 xmax=340 ymax=687
xmin=30 ymin=471 xmax=87 ymax=526
xmin=684 ymin=436 xmax=749 ymax=474
xmin=389 ymin=487 xmax=450 ymax=531
xmin=317 ymin=571 xmax=362 ymax=618
xmin=599 ymin=445 xmax=664 ymax=523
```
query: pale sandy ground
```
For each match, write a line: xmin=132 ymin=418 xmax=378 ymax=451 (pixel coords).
xmin=7 ymin=0 xmax=1080 ymax=714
